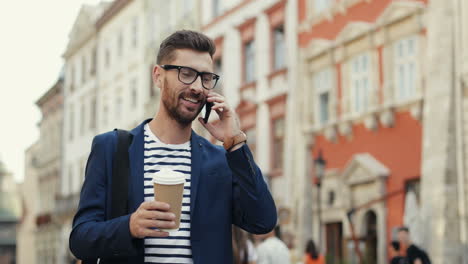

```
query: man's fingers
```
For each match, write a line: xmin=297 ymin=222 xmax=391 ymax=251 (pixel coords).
xmin=140 ymin=200 xmax=170 ymax=211
xmin=139 ymin=219 xmax=177 ymax=229
xmin=139 ymin=210 xmax=176 ymax=221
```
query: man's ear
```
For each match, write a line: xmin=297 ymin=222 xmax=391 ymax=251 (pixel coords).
xmin=152 ymin=65 xmax=163 ymax=88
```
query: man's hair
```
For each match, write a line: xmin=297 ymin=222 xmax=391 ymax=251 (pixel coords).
xmin=398 ymin=226 xmax=410 ymax=233
xmin=390 ymin=241 xmax=400 ymax=251
xmin=156 ymin=30 xmax=216 ymax=64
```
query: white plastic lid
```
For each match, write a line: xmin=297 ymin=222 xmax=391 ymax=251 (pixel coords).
xmin=152 ymin=168 xmax=186 ymax=185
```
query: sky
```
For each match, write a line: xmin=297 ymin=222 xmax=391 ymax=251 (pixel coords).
xmin=0 ymin=0 xmax=103 ymax=182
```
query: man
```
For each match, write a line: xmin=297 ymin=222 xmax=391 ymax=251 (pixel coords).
xmin=69 ymin=30 xmax=277 ymax=264
xmin=255 ymin=227 xmax=291 ymax=264
xmin=397 ymin=227 xmax=431 ymax=264
xmin=389 ymin=241 xmax=407 ymax=264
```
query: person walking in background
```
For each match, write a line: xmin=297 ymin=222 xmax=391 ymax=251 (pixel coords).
xmin=232 ymin=225 xmax=258 ymax=264
xmin=303 ymin=240 xmax=324 ymax=264
xmin=397 ymin=227 xmax=431 ymax=264
xmin=389 ymin=240 xmax=407 ymax=264
xmin=255 ymin=228 xmax=291 ymax=264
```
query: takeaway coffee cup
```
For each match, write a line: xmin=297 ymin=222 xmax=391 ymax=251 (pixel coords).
xmin=153 ymin=168 xmax=186 ymax=232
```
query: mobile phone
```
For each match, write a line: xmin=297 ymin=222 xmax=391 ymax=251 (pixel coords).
xmin=203 ymin=102 xmax=213 ymax=123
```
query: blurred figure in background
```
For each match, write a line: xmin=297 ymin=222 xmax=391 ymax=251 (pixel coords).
xmin=303 ymin=240 xmax=324 ymax=264
xmin=397 ymin=226 xmax=431 ymax=264
xmin=389 ymin=240 xmax=407 ymax=264
xmin=255 ymin=228 xmax=291 ymax=264
xmin=232 ymin=225 xmax=258 ymax=264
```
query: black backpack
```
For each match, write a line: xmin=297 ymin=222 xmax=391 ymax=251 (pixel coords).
xmin=82 ymin=129 xmax=133 ymax=264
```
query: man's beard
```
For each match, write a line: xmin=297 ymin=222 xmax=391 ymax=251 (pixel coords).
xmin=162 ymin=79 xmax=204 ymax=126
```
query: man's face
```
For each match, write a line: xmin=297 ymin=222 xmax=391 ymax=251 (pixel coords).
xmin=156 ymin=49 xmax=213 ymax=126
xmin=397 ymin=230 xmax=410 ymax=245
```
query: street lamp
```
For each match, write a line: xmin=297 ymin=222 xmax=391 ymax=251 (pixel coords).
xmin=314 ymin=150 xmax=326 ymax=253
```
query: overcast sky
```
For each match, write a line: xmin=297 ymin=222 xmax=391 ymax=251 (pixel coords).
xmin=0 ymin=0 xmax=103 ymax=182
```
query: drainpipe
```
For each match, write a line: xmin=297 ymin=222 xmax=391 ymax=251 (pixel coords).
xmin=453 ymin=0 xmax=467 ymax=262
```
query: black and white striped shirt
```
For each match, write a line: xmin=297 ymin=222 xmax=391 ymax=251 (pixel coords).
xmin=143 ymin=124 xmax=193 ymax=264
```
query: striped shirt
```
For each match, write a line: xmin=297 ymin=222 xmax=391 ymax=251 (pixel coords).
xmin=143 ymin=124 xmax=193 ymax=264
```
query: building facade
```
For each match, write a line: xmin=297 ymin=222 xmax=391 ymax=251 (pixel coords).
xmin=35 ymin=77 xmax=64 ymax=264
xmin=296 ymin=0 xmax=427 ymax=263
xmin=200 ymin=0 xmax=299 ymax=256
xmin=17 ymin=143 xmax=39 ymax=264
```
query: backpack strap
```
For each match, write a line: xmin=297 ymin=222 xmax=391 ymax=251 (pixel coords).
xmin=110 ymin=129 xmax=133 ymax=219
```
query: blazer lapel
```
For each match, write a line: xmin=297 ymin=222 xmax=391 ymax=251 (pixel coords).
xmin=190 ymin=131 xmax=202 ymax=221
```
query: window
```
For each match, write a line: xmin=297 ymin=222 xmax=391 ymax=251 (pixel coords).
xmin=80 ymin=103 xmax=85 ymax=136
xmin=273 ymin=26 xmax=286 ymax=70
xmin=91 ymin=48 xmax=97 ymax=76
xmin=244 ymin=40 xmax=255 ymax=83
xmin=116 ymin=96 xmax=122 ymax=118
xmin=69 ymin=106 xmax=74 ymax=141
xmin=212 ymin=0 xmax=222 ymax=18
xmin=315 ymin=0 xmax=332 ymax=14
xmin=131 ymin=79 xmax=138 ymax=108
xmin=105 ymin=48 xmax=110 ymax=68
xmin=102 ymin=104 xmax=108 ymax=125
xmin=245 ymin=128 xmax=256 ymax=158
xmin=81 ymin=56 xmax=86 ymax=84
xmin=272 ymin=118 xmax=285 ymax=170
xmin=394 ymin=36 xmax=418 ymax=101
xmin=350 ymin=53 xmax=371 ymax=114
xmin=314 ymin=68 xmax=333 ymax=124
xmin=214 ymin=58 xmax=223 ymax=91
xmin=183 ymin=0 xmax=192 ymax=16
xmin=69 ymin=65 xmax=75 ymax=92
xmin=118 ymin=30 xmax=123 ymax=57
xmin=132 ymin=17 xmax=138 ymax=48
xmin=90 ymin=97 xmax=96 ymax=129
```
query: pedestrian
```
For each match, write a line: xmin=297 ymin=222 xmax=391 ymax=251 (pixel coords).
xmin=69 ymin=30 xmax=277 ymax=264
xmin=255 ymin=228 xmax=291 ymax=264
xmin=303 ymin=240 xmax=325 ymax=264
xmin=389 ymin=240 xmax=407 ymax=264
xmin=233 ymin=225 xmax=258 ymax=264
xmin=397 ymin=227 xmax=431 ymax=264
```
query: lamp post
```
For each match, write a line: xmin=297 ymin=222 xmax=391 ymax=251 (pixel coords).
xmin=314 ymin=150 xmax=326 ymax=252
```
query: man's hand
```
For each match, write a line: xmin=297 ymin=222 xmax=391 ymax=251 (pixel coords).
xmin=129 ymin=201 xmax=176 ymax=238
xmin=198 ymin=92 xmax=242 ymax=142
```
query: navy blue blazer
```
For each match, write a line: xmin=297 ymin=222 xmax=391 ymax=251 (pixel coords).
xmin=69 ymin=119 xmax=277 ymax=263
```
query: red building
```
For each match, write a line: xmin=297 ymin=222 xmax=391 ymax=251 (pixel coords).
xmin=297 ymin=0 xmax=428 ymax=263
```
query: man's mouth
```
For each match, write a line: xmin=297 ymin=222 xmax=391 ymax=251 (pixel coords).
xmin=182 ymin=96 xmax=200 ymax=104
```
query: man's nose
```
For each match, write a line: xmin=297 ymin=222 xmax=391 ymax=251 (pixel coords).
xmin=190 ymin=75 xmax=204 ymax=94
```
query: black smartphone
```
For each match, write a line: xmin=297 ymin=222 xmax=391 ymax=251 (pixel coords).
xmin=203 ymin=102 xmax=213 ymax=123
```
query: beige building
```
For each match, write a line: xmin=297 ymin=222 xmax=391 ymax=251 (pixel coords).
xmin=419 ymin=0 xmax=468 ymax=263
xmin=17 ymin=143 xmax=40 ymax=264
xmin=36 ymin=77 xmax=64 ymax=264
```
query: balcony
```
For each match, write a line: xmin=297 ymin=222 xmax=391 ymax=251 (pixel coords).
xmin=54 ymin=193 xmax=80 ymax=218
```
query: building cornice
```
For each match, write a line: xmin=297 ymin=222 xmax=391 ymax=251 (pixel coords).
xmin=36 ymin=79 xmax=63 ymax=107
xmin=96 ymin=0 xmax=133 ymax=29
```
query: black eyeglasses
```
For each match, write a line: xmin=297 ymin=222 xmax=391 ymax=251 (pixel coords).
xmin=160 ymin=64 xmax=220 ymax=90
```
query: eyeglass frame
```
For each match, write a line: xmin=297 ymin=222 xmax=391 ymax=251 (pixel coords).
xmin=160 ymin=64 xmax=220 ymax=90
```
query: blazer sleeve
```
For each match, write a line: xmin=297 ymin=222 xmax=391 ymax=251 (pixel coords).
xmin=69 ymin=133 xmax=140 ymax=260
xmin=226 ymin=144 xmax=277 ymax=234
